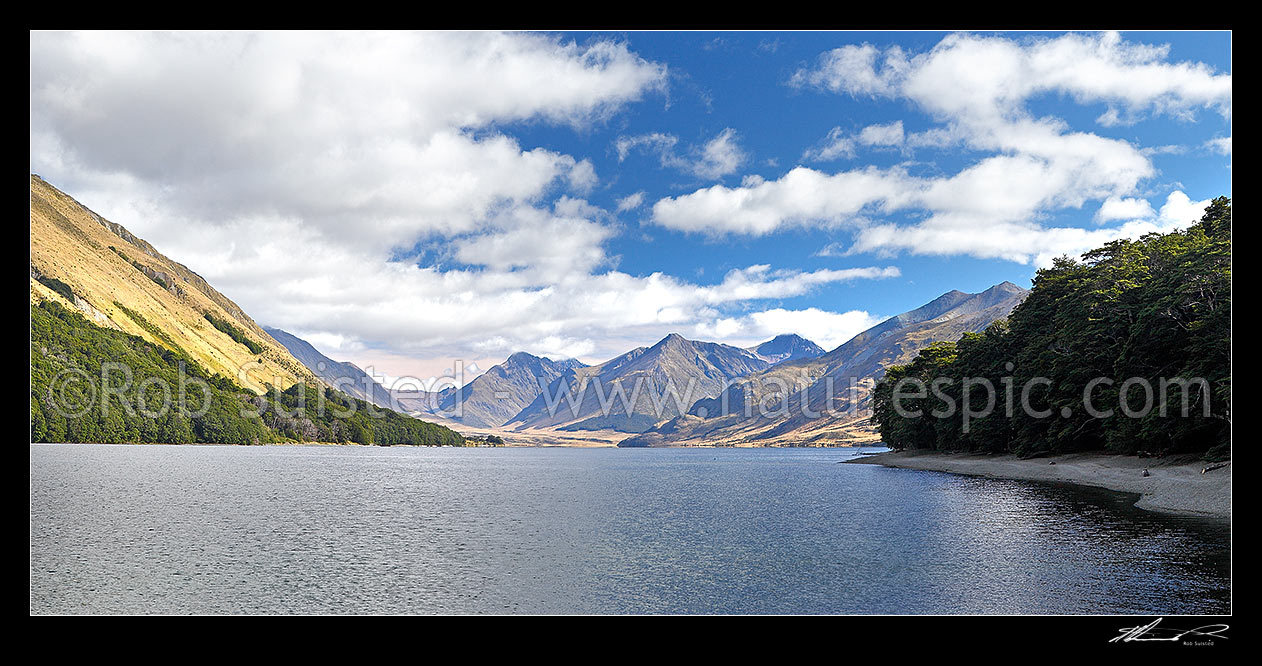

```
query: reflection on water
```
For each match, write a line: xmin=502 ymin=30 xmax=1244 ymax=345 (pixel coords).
xmin=30 ymin=444 xmax=1230 ymax=614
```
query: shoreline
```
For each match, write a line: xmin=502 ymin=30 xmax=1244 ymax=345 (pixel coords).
xmin=848 ymin=450 xmax=1231 ymax=519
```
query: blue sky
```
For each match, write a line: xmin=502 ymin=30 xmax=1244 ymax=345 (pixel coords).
xmin=30 ymin=31 xmax=1231 ymax=386
xmin=500 ymin=30 xmax=1231 ymax=319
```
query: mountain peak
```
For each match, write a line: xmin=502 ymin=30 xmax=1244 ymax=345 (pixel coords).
xmin=986 ymin=280 xmax=1026 ymax=294
xmin=506 ymin=351 xmax=539 ymax=364
xmin=653 ymin=333 xmax=689 ymax=350
xmin=439 ymin=351 xmax=586 ymax=427
xmin=748 ymin=333 xmax=825 ymax=364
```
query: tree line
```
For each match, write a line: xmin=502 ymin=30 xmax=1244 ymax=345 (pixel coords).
xmin=873 ymin=197 xmax=1230 ymax=461
xmin=31 ymin=300 xmax=464 ymax=447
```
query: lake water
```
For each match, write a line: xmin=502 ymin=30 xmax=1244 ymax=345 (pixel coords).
xmin=30 ymin=444 xmax=1231 ymax=615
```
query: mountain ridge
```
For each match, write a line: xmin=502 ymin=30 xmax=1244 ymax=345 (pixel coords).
xmin=30 ymin=175 xmax=319 ymax=393
xmin=263 ymin=326 xmax=402 ymax=410
xmin=747 ymin=333 xmax=825 ymax=364
xmin=505 ymin=333 xmax=773 ymax=433
xmin=620 ymin=282 xmax=1028 ymax=447
xmin=438 ymin=351 xmax=587 ymax=427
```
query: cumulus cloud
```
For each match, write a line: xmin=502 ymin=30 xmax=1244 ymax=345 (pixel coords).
xmin=1095 ymin=196 xmax=1156 ymax=222
xmin=695 ymin=307 xmax=886 ymax=352
xmin=29 ymin=28 xmax=902 ymax=369
xmin=654 ymin=32 xmax=1229 ymax=264
xmin=653 ymin=166 xmax=912 ymax=236
xmin=695 ymin=264 xmax=900 ymax=303
xmin=31 ymin=32 xmax=668 ymax=244
xmin=614 ymin=127 xmax=747 ymax=179
xmin=451 ymin=201 xmax=615 ymax=276
xmin=849 ymin=190 xmax=1212 ymax=266
xmin=789 ymin=43 xmax=908 ymax=97
xmin=1156 ymin=191 xmax=1214 ymax=227
xmin=691 ymin=128 xmax=748 ymax=179
xmin=793 ymin=32 xmax=1229 ymax=122
xmin=37 ymin=31 xmax=845 ymax=367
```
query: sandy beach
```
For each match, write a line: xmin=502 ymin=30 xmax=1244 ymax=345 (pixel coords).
xmin=849 ymin=450 xmax=1231 ymax=519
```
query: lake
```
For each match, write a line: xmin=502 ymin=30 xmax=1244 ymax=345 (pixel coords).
xmin=29 ymin=444 xmax=1231 ymax=615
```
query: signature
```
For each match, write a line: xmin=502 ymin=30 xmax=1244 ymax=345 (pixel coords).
xmin=1110 ymin=618 xmax=1229 ymax=643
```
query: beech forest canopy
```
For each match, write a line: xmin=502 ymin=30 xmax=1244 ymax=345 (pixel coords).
xmin=873 ymin=198 xmax=1231 ymax=461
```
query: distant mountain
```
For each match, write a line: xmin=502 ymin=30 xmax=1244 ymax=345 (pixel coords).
xmin=439 ymin=352 xmax=587 ymax=427
xmin=747 ymin=334 xmax=825 ymax=364
xmin=620 ymin=282 xmax=1028 ymax=446
xmin=505 ymin=333 xmax=771 ymax=433
xmin=29 ymin=175 xmax=320 ymax=393
xmin=393 ymin=388 xmax=454 ymax=416
xmin=264 ymin=327 xmax=401 ymax=411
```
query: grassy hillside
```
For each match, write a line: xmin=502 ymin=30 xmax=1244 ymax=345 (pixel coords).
xmin=30 ymin=175 xmax=463 ymax=446
xmin=30 ymin=175 xmax=318 ymax=394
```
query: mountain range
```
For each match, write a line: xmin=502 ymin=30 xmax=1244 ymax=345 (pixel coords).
xmin=264 ymin=326 xmax=403 ymax=410
xmin=436 ymin=352 xmax=587 ymax=427
xmin=505 ymin=333 xmax=776 ymax=433
xmin=264 ymin=284 xmax=1025 ymax=445
xmin=31 ymin=173 xmax=1026 ymax=447
xmin=619 ymin=282 xmax=1028 ymax=446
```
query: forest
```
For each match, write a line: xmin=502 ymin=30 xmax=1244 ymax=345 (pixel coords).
xmin=872 ymin=198 xmax=1230 ymax=461
xmin=30 ymin=300 xmax=464 ymax=447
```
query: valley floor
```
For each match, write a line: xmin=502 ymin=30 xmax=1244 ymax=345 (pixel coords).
xmin=849 ymin=450 xmax=1231 ymax=519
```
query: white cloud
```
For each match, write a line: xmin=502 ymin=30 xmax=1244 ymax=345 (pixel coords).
xmin=849 ymin=190 xmax=1211 ymax=266
xmin=615 ymin=132 xmax=677 ymax=161
xmin=789 ymin=43 xmax=907 ymax=97
xmin=1095 ymin=196 xmax=1156 ymax=222
xmin=695 ymin=307 xmax=886 ymax=352
xmin=159 ymin=199 xmax=904 ymax=364
xmin=691 ymin=128 xmax=747 ymax=179
xmin=653 ymin=32 xmax=1228 ymax=264
xmin=1205 ymin=136 xmax=1231 ymax=156
xmin=1157 ymin=191 xmax=1212 ymax=227
xmin=802 ymin=126 xmax=855 ymax=162
xmin=814 ymin=242 xmax=847 ymax=257
xmin=566 ymin=159 xmax=599 ymax=193
xmin=613 ymin=127 xmax=747 ymax=179
xmin=451 ymin=201 xmax=615 ymax=276
xmin=801 ymin=32 xmax=1230 ymax=123
xmin=803 ymin=121 xmax=906 ymax=162
xmin=31 ymin=32 xmax=668 ymax=254
xmin=857 ymin=121 xmax=905 ymax=147
xmin=616 ymin=191 xmax=646 ymax=212
xmin=30 ymin=31 xmax=715 ymax=369
xmin=653 ymin=166 xmax=911 ymax=235
xmin=695 ymin=264 xmax=900 ymax=303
